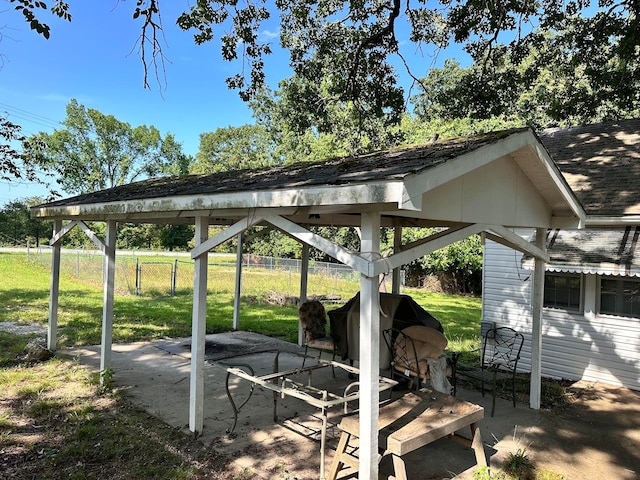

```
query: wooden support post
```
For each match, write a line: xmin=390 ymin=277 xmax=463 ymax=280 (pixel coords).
xmin=233 ymin=233 xmax=243 ymax=330
xmin=190 ymin=216 xmax=209 ymax=433
xmin=530 ymin=227 xmax=546 ymax=410
xmin=299 ymin=243 xmax=310 ymax=346
xmin=392 ymin=219 xmax=402 ymax=294
xmin=47 ymin=220 xmax=62 ymax=351
xmin=100 ymin=220 xmax=117 ymax=379
xmin=358 ymin=211 xmax=381 ymax=480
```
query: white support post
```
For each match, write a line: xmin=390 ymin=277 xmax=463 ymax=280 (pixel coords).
xmin=358 ymin=211 xmax=381 ymax=480
xmin=190 ymin=217 xmax=209 ymax=433
xmin=100 ymin=220 xmax=117 ymax=379
xmin=530 ymin=227 xmax=546 ymax=410
xmin=298 ymin=243 xmax=310 ymax=346
xmin=392 ymin=219 xmax=402 ymax=294
xmin=233 ymin=233 xmax=243 ymax=330
xmin=48 ymin=220 xmax=62 ymax=351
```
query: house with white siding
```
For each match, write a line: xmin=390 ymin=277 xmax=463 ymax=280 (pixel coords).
xmin=483 ymin=119 xmax=640 ymax=390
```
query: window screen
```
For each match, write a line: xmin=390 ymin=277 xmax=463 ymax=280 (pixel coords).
xmin=544 ymin=273 xmax=581 ymax=311
xmin=600 ymin=277 xmax=640 ymax=318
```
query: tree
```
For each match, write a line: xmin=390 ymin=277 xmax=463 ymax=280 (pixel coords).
xmin=250 ymin=81 xmax=404 ymax=158
xmin=0 ymin=197 xmax=52 ymax=246
xmin=8 ymin=0 xmax=71 ymax=39
xmin=0 ymin=115 xmax=56 ymax=195
xmin=191 ymin=124 xmax=276 ymax=173
xmin=411 ymin=34 xmax=640 ymax=129
xmin=172 ymin=1 xmax=640 ymax=131
xmin=12 ymin=1 xmax=640 ymax=140
xmin=22 ymin=99 xmax=189 ymax=195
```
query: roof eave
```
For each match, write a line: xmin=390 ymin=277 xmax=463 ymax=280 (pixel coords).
xmin=30 ymin=181 xmax=406 ymax=221
xmin=585 ymin=215 xmax=640 ymax=226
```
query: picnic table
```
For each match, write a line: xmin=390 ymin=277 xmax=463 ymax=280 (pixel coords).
xmin=327 ymin=389 xmax=486 ymax=480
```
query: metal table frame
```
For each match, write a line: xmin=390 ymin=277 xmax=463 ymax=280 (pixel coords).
xmin=213 ymin=351 xmax=397 ymax=479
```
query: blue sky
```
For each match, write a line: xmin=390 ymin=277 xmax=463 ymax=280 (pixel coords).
xmin=0 ymin=1 xmax=461 ymax=204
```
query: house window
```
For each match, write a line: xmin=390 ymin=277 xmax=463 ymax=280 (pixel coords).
xmin=544 ymin=273 xmax=581 ymax=311
xmin=600 ymin=277 xmax=640 ymax=318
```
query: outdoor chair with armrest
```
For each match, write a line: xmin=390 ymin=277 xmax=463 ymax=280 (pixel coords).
xmin=382 ymin=325 xmax=451 ymax=393
xmin=452 ymin=325 xmax=524 ymax=417
xmin=299 ymin=300 xmax=337 ymax=377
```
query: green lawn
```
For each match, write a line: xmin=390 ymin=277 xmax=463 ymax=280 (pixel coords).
xmin=0 ymin=252 xmax=482 ymax=350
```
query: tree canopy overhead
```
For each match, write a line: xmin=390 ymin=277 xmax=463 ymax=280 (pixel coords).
xmin=14 ymin=0 xmax=640 ymax=130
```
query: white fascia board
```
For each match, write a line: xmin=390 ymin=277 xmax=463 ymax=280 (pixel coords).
xmin=264 ymin=215 xmax=370 ymax=274
xmin=585 ymin=215 xmax=640 ymax=226
xmin=527 ymin=140 xmax=585 ymax=227
xmin=31 ymin=181 xmax=405 ymax=221
xmin=401 ymin=130 xmax=538 ymax=208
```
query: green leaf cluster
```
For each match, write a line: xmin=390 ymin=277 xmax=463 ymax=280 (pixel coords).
xmin=21 ymin=99 xmax=191 ymax=195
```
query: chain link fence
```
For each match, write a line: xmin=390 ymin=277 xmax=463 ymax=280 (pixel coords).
xmin=26 ymin=248 xmax=361 ymax=299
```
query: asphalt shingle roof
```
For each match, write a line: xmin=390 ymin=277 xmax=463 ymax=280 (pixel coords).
xmin=543 ymin=227 xmax=640 ymax=276
xmin=42 ymin=129 xmax=523 ymax=208
xmin=539 ymin=119 xmax=640 ymax=217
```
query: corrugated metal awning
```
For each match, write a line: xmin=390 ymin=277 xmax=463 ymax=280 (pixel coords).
xmin=522 ymin=227 xmax=640 ymax=277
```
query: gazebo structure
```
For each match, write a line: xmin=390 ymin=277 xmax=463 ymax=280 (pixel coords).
xmin=32 ymin=127 xmax=584 ymax=480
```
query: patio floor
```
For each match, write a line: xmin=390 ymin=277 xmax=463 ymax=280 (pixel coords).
xmin=63 ymin=332 xmax=640 ymax=480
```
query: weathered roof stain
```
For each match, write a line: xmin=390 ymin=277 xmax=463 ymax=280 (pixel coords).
xmin=40 ymin=128 xmax=527 ymax=208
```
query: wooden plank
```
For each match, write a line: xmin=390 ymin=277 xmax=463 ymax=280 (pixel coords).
xmin=472 ymin=427 xmax=487 ymax=467
xmin=338 ymin=391 xmax=484 ymax=457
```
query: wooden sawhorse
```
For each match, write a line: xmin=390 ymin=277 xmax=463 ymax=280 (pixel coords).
xmin=327 ymin=389 xmax=487 ymax=480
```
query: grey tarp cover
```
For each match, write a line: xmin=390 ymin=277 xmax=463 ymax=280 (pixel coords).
xmin=328 ymin=293 xmax=443 ymax=368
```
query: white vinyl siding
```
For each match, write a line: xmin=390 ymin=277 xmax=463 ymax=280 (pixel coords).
xmin=483 ymin=238 xmax=640 ymax=391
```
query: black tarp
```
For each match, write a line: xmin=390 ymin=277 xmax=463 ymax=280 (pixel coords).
xmin=327 ymin=292 xmax=443 ymax=368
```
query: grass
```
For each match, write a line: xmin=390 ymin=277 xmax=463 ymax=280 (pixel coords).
xmin=1 ymin=252 xmax=569 ymax=480
xmin=0 ymin=333 xmax=236 ymax=479
xmin=0 ymin=252 xmax=482 ymax=350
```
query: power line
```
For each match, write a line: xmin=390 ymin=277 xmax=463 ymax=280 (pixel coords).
xmin=0 ymin=102 xmax=62 ymax=131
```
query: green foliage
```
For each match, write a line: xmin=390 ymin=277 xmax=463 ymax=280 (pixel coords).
xmin=0 ymin=198 xmax=52 ymax=247
xmin=9 ymin=0 xmax=71 ymax=40
xmin=412 ymin=38 xmax=640 ymax=129
xmin=1 ymin=115 xmax=33 ymax=184
xmin=386 ymin=228 xmax=483 ymax=295
xmin=22 ymin=99 xmax=189 ymax=195
xmin=503 ymin=448 xmax=535 ymax=480
xmin=191 ymin=124 xmax=278 ymax=173
xmin=162 ymin=1 xmax=640 ymax=137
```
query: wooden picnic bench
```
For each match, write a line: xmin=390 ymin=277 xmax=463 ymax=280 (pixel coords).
xmin=327 ymin=389 xmax=486 ymax=480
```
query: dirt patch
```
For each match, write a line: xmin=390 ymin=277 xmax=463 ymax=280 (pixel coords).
xmin=526 ymin=381 xmax=640 ymax=479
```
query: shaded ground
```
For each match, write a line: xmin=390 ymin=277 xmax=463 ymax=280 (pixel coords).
xmin=57 ymin=332 xmax=639 ymax=480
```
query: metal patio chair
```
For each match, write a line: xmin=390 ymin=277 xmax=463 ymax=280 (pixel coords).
xmin=452 ymin=325 xmax=524 ymax=416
